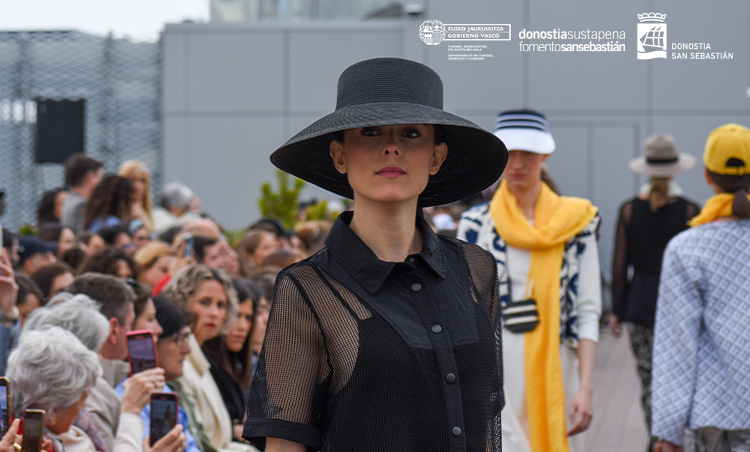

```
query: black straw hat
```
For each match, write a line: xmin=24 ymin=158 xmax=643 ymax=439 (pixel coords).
xmin=270 ymin=57 xmax=508 ymax=207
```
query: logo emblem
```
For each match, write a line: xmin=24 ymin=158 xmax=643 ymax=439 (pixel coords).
xmin=419 ymin=20 xmax=446 ymax=45
xmin=637 ymin=12 xmax=667 ymax=59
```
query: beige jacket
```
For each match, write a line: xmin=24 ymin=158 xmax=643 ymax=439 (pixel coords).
xmin=86 ymin=375 xmax=120 ymax=451
xmin=177 ymin=334 xmax=253 ymax=452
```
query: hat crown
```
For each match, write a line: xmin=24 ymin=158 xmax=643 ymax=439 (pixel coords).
xmin=644 ymin=134 xmax=678 ymax=161
xmin=704 ymin=123 xmax=750 ymax=175
xmin=336 ymin=58 xmax=443 ymax=110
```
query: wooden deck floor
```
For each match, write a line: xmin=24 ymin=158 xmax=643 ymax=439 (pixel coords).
xmin=585 ymin=328 xmax=649 ymax=452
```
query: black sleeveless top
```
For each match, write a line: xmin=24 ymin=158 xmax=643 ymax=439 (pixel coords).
xmin=612 ymin=197 xmax=700 ymax=327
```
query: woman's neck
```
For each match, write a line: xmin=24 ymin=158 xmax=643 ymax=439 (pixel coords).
xmin=348 ymin=198 xmax=422 ymax=262
xmin=508 ymin=182 xmax=541 ymax=220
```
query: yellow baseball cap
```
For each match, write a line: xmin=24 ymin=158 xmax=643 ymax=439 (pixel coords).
xmin=704 ymin=123 xmax=750 ymax=175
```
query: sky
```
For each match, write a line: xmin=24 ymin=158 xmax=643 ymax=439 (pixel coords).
xmin=0 ymin=0 xmax=209 ymax=42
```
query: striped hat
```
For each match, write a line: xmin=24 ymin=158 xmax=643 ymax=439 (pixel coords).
xmin=493 ymin=110 xmax=556 ymax=155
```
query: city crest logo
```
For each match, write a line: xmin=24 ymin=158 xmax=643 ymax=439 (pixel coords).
xmin=637 ymin=12 xmax=667 ymax=59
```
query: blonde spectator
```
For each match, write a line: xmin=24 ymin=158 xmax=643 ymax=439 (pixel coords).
xmin=119 ymin=161 xmax=154 ymax=232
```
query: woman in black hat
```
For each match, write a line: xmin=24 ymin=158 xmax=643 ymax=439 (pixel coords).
xmin=242 ymin=57 xmax=508 ymax=452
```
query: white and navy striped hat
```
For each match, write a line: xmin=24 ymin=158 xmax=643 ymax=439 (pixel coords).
xmin=493 ymin=109 xmax=556 ymax=155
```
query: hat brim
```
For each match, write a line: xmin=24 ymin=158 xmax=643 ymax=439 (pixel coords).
xmin=493 ymin=128 xmax=556 ymax=155
xmin=271 ymin=102 xmax=508 ymax=207
xmin=628 ymin=154 xmax=697 ymax=177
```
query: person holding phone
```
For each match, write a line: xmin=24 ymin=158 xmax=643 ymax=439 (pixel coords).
xmin=242 ymin=58 xmax=507 ymax=452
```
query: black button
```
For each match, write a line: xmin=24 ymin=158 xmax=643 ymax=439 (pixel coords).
xmin=406 ymin=257 xmax=415 ymax=264
xmin=452 ymin=426 xmax=461 ymax=437
xmin=431 ymin=324 xmax=442 ymax=334
xmin=411 ymin=283 xmax=422 ymax=292
xmin=446 ymin=373 xmax=456 ymax=383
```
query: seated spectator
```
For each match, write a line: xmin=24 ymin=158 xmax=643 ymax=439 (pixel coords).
xmin=83 ymin=175 xmax=134 ymax=233
xmin=8 ymin=327 xmax=101 ymax=452
xmin=161 ymin=265 xmax=253 ymax=452
xmin=115 ymin=298 xmax=200 ymax=452
xmin=14 ymin=275 xmax=43 ymax=326
xmin=128 ymin=219 xmax=151 ymax=252
xmin=237 ymin=231 xmax=279 ymax=277
xmin=78 ymin=247 xmax=137 ymax=280
xmin=62 ymin=154 xmax=104 ymax=234
xmin=294 ymin=220 xmax=332 ymax=256
xmin=258 ymin=249 xmax=302 ymax=270
xmin=248 ymin=270 xmax=276 ymax=357
xmin=31 ymin=263 xmax=75 ymax=299
xmin=119 ymin=161 xmax=155 ymax=233
xmin=97 ymin=225 xmax=136 ymax=255
xmin=37 ymin=187 xmax=69 ymax=230
xmin=23 ymin=293 xmax=181 ymax=452
xmin=129 ymin=281 xmax=163 ymax=337
xmin=78 ymin=232 xmax=107 ymax=255
xmin=38 ymin=224 xmax=77 ymax=255
xmin=60 ymin=247 xmax=87 ymax=273
xmin=134 ymin=242 xmax=176 ymax=289
xmin=66 ymin=274 xmax=138 ymax=450
xmin=203 ymin=279 xmax=259 ymax=429
xmin=152 ymin=183 xmax=202 ymax=234
xmin=18 ymin=236 xmax=57 ymax=277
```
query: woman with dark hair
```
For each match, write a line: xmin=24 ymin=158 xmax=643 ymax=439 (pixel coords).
xmin=610 ymin=134 xmax=699 ymax=450
xmin=83 ymin=175 xmax=134 ymax=233
xmin=59 ymin=247 xmax=87 ymax=273
xmin=78 ymin=246 xmax=138 ymax=279
xmin=243 ymin=58 xmax=507 ymax=452
xmin=30 ymin=263 xmax=75 ymax=299
xmin=38 ymin=224 xmax=78 ymax=255
xmin=37 ymin=188 xmax=68 ymax=229
xmin=203 ymin=279 xmax=259 ymax=429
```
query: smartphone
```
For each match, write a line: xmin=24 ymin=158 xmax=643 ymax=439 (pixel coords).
xmin=126 ymin=330 xmax=158 ymax=375
xmin=182 ymin=234 xmax=193 ymax=258
xmin=0 ymin=223 xmax=4 ymax=251
xmin=149 ymin=393 xmax=179 ymax=446
xmin=0 ymin=377 xmax=9 ymax=437
xmin=21 ymin=409 xmax=45 ymax=452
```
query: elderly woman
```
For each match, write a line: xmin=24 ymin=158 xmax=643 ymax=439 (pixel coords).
xmin=8 ymin=327 xmax=101 ymax=452
xmin=161 ymin=265 xmax=252 ymax=452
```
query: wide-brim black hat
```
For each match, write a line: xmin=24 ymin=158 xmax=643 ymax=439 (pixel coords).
xmin=270 ymin=57 xmax=508 ymax=207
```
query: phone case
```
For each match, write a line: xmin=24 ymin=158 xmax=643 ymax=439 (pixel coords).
xmin=149 ymin=393 xmax=179 ymax=446
xmin=126 ymin=330 xmax=159 ymax=375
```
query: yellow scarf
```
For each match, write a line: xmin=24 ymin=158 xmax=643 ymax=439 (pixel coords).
xmin=490 ymin=179 xmax=597 ymax=452
xmin=689 ymin=193 xmax=750 ymax=227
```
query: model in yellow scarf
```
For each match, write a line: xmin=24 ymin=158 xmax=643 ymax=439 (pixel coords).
xmin=490 ymin=179 xmax=597 ymax=452
xmin=689 ymin=192 xmax=750 ymax=227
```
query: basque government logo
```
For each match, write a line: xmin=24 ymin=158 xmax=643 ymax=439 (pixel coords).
xmin=637 ymin=12 xmax=667 ymax=59
xmin=419 ymin=20 xmax=446 ymax=45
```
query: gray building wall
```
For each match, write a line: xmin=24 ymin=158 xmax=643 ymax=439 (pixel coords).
xmin=163 ymin=0 xmax=750 ymax=272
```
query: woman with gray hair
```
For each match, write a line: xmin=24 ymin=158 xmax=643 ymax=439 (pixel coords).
xmin=161 ymin=265 xmax=251 ymax=452
xmin=8 ymin=327 xmax=101 ymax=452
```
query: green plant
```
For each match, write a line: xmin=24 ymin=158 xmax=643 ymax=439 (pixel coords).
xmin=258 ymin=170 xmax=306 ymax=229
xmin=18 ymin=223 xmax=36 ymax=236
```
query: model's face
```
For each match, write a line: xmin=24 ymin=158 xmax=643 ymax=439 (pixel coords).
xmin=502 ymin=150 xmax=549 ymax=193
xmin=225 ymin=300 xmax=253 ymax=353
xmin=132 ymin=298 xmax=163 ymax=337
xmin=330 ymin=125 xmax=447 ymax=205
xmin=139 ymin=255 xmax=175 ymax=288
xmin=187 ymin=279 xmax=227 ymax=346
xmin=157 ymin=326 xmax=191 ymax=381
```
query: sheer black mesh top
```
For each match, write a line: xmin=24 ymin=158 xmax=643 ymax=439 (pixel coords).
xmin=243 ymin=211 xmax=503 ymax=452
xmin=611 ymin=196 xmax=699 ymax=327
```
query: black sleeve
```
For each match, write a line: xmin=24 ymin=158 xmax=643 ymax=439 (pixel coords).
xmin=611 ymin=201 xmax=632 ymax=320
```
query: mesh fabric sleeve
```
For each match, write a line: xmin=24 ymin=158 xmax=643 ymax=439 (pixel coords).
xmin=611 ymin=201 xmax=632 ymax=320
xmin=243 ymin=271 xmax=330 ymax=450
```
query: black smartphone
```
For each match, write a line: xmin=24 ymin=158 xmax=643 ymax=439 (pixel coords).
xmin=21 ymin=409 xmax=45 ymax=452
xmin=0 ymin=377 xmax=9 ymax=437
xmin=183 ymin=234 xmax=194 ymax=258
xmin=126 ymin=330 xmax=158 ymax=375
xmin=150 ymin=393 xmax=179 ymax=446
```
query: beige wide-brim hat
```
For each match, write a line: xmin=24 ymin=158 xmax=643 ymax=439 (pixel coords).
xmin=629 ymin=133 xmax=696 ymax=177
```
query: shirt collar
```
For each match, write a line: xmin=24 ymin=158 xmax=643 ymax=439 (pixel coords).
xmin=325 ymin=211 xmax=446 ymax=295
